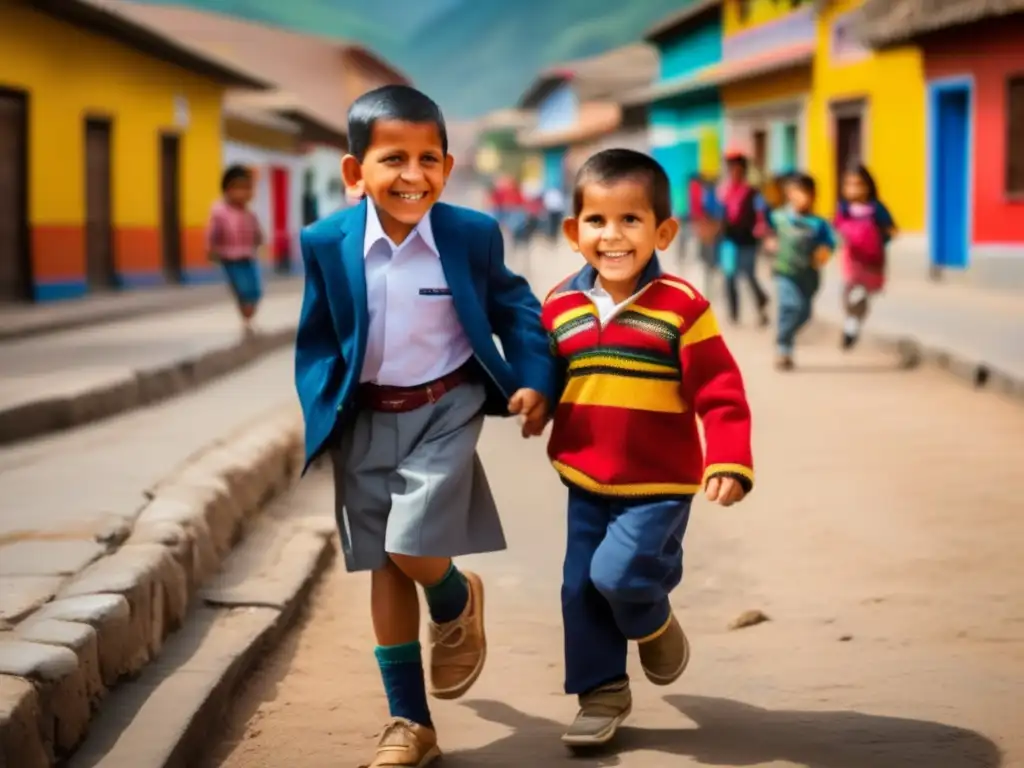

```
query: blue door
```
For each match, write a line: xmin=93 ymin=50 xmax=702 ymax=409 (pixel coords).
xmin=931 ymin=83 xmax=971 ymax=269
xmin=653 ymin=140 xmax=699 ymax=217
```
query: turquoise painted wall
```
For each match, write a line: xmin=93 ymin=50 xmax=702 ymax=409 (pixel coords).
xmin=650 ymin=93 xmax=724 ymax=215
xmin=543 ymin=147 xmax=566 ymax=192
xmin=648 ymin=14 xmax=724 ymax=216
xmin=658 ymin=15 xmax=722 ymax=81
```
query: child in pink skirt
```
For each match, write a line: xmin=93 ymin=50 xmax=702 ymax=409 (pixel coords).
xmin=207 ymin=165 xmax=264 ymax=327
xmin=834 ymin=164 xmax=897 ymax=350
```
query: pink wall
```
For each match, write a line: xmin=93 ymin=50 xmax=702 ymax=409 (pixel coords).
xmin=925 ymin=17 xmax=1024 ymax=244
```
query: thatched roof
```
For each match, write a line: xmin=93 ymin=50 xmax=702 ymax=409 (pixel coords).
xmin=857 ymin=0 xmax=1024 ymax=47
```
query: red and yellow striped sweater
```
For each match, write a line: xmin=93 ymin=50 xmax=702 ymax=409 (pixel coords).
xmin=541 ymin=268 xmax=754 ymax=499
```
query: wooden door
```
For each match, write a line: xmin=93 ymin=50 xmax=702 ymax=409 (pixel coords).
xmin=85 ymin=118 xmax=115 ymax=289
xmin=159 ymin=134 xmax=182 ymax=282
xmin=835 ymin=113 xmax=863 ymax=187
xmin=752 ymin=128 xmax=768 ymax=182
xmin=0 ymin=91 xmax=29 ymax=301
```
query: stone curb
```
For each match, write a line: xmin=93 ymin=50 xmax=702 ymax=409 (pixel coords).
xmin=0 ymin=325 xmax=297 ymax=446
xmin=0 ymin=406 xmax=306 ymax=766
xmin=813 ymin=316 xmax=1024 ymax=403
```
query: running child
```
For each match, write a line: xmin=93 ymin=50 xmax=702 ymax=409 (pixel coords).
xmin=207 ymin=165 xmax=264 ymax=326
xmin=834 ymin=163 xmax=897 ymax=349
xmin=764 ymin=173 xmax=837 ymax=370
xmin=541 ymin=148 xmax=754 ymax=750
xmin=294 ymin=84 xmax=557 ymax=767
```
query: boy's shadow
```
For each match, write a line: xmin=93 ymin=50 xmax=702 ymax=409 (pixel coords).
xmin=446 ymin=695 xmax=1001 ymax=767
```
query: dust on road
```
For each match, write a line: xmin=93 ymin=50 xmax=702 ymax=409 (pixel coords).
xmin=203 ymin=252 xmax=1024 ymax=768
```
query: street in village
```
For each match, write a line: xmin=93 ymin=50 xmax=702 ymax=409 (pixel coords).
xmin=197 ymin=244 xmax=1021 ymax=767
xmin=1 ymin=238 xmax=1023 ymax=768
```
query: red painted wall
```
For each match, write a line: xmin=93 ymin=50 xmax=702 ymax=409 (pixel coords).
xmin=925 ymin=17 xmax=1024 ymax=244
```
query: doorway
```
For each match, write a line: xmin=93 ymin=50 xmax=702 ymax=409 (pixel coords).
xmin=929 ymin=81 xmax=972 ymax=269
xmin=0 ymin=90 xmax=30 ymax=302
xmin=159 ymin=134 xmax=182 ymax=282
xmin=84 ymin=118 xmax=115 ymax=290
xmin=834 ymin=109 xmax=864 ymax=193
xmin=752 ymin=128 xmax=768 ymax=183
xmin=781 ymin=123 xmax=799 ymax=172
xmin=270 ymin=165 xmax=290 ymax=272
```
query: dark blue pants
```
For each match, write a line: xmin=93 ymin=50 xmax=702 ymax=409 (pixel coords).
xmin=562 ymin=487 xmax=692 ymax=695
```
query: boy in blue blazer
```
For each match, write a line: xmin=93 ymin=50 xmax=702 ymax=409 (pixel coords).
xmin=294 ymin=84 xmax=557 ymax=767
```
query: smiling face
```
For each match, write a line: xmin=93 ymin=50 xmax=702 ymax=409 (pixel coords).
xmin=563 ymin=178 xmax=678 ymax=303
xmin=341 ymin=119 xmax=454 ymax=243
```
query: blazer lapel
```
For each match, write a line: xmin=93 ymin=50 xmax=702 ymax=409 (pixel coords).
xmin=338 ymin=200 xmax=368 ymax=332
xmin=430 ymin=205 xmax=479 ymax=327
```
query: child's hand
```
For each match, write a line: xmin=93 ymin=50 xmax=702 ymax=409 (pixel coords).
xmin=705 ymin=475 xmax=746 ymax=507
xmin=508 ymin=388 xmax=548 ymax=438
xmin=813 ymin=244 xmax=832 ymax=267
xmin=762 ymin=236 xmax=779 ymax=255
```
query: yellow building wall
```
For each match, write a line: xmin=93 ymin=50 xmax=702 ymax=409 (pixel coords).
xmin=808 ymin=0 xmax=926 ymax=228
xmin=0 ymin=2 xmax=225 ymax=290
xmin=722 ymin=67 xmax=812 ymax=109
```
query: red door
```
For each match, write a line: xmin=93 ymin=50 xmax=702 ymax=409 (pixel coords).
xmin=270 ymin=166 xmax=290 ymax=271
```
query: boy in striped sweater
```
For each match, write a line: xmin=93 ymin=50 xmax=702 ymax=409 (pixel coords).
xmin=541 ymin=149 xmax=755 ymax=751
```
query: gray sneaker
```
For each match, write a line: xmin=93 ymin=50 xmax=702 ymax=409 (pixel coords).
xmin=562 ymin=680 xmax=632 ymax=748
xmin=638 ymin=612 xmax=690 ymax=686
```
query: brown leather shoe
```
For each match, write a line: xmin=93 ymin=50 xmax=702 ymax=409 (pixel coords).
xmin=363 ymin=719 xmax=441 ymax=768
xmin=428 ymin=570 xmax=486 ymax=700
xmin=638 ymin=612 xmax=690 ymax=686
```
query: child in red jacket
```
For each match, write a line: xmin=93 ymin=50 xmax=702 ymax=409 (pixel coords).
xmin=541 ymin=148 xmax=755 ymax=752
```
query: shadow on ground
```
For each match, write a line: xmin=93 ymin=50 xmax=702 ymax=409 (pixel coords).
xmin=449 ymin=695 xmax=1001 ymax=767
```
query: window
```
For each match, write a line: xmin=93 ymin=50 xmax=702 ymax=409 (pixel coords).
xmin=1008 ymin=76 xmax=1024 ymax=195
xmin=737 ymin=0 xmax=752 ymax=23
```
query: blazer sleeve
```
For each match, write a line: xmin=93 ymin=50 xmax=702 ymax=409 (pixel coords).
xmin=484 ymin=222 xmax=560 ymax=404
xmin=294 ymin=231 xmax=344 ymax=429
xmin=679 ymin=296 xmax=755 ymax=492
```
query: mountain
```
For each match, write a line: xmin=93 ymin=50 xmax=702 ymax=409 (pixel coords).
xmin=129 ymin=0 xmax=688 ymax=117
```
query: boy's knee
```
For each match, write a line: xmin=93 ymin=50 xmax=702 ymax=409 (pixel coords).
xmin=590 ymin=547 xmax=655 ymax=605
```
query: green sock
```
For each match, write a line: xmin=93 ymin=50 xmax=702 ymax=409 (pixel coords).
xmin=423 ymin=563 xmax=469 ymax=624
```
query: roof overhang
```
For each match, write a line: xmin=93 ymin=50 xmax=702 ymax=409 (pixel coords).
xmin=645 ymin=0 xmax=722 ymax=44
xmin=515 ymin=101 xmax=621 ymax=149
xmin=30 ymin=0 xmax=269 ymax=89
xmin=621 ymin=42 xmax=814 ymax=106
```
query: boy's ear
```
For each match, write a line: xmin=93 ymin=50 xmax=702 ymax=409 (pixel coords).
xmin=562 ymin=217 xmax=581 ymax=252
xmin=341 ymin=154 xmax=363 ymax=190
xmin=655 ymin=217 xmax=680 ymax=251
xmin=443 ymin=153 xmax=455 ymax=181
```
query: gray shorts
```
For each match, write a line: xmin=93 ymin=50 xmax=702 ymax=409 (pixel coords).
xmin=330 ymin=381 xmax=507 ymax=572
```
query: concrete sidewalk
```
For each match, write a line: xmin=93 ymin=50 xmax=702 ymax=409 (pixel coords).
xmin=0 ymin=286 xmax=303 ymax=444
xmin=0 ymin=275 xmax=302 ymax=343
xmin=0 ymin=349 xmax=309 ymax=765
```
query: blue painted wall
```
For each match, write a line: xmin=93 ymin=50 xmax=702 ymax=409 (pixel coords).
xmin=648 ymin=15 xmax=725 ymax=216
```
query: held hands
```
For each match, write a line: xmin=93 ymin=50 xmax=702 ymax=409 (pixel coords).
xmin=508 ymin=388 xmax=548 ymax=438
xmin=705 ymin=475 xmax=747 ymax=507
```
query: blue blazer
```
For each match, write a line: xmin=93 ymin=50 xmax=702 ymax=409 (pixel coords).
xmin=294 ymin=199 xmax=559 ymax=472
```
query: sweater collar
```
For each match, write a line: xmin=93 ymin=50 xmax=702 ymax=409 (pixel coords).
xmin=567 ymin=253 xmax=663 ymax=293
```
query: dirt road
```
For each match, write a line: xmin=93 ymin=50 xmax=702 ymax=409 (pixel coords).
xmin=203 ymin=248 xmax=1023 ymax=768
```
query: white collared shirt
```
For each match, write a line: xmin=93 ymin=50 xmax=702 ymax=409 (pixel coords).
xmin=587 ymin=278 xmax=637 ymax=326
xmin=359 ymin=198 xmax=474 ymax=386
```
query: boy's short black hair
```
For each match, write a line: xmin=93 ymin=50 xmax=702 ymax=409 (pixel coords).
xmin=572 ymin=148 xmax=673 ymax=223
xmin=786 ymin=172 xmax=817 ymax=197
xmin=221 ymin=164 xmax=252 ymax=192
xmin=347 ymin=85 xmax=448 ymax=162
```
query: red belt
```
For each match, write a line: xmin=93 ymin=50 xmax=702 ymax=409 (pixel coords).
xmin=358 ymin=365 xmax=473 ymax=413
